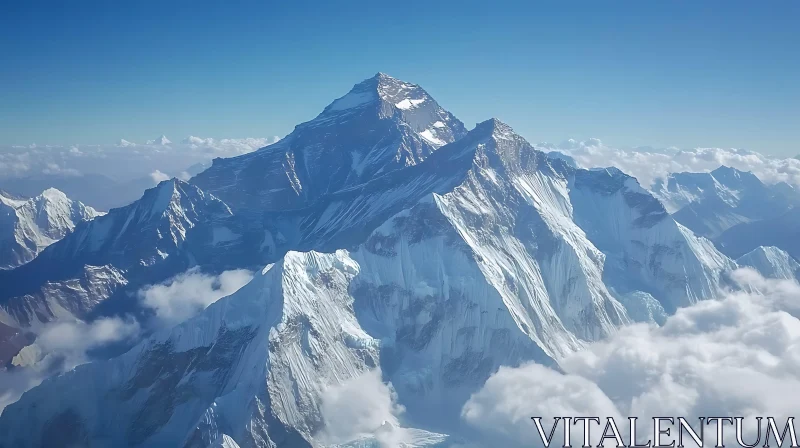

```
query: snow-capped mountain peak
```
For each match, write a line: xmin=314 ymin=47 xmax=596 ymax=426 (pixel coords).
xmin=313 ymin=72 xmax=464 ymax=141
xmin=0 ymin=188 xmax=101 ymax=269
xmin=0 ymin=74 xmax=760 ymax=447
xmin=709 ymin=165 xmax=764 ymax=191
xmin=146 ymin=135 xmax=171 ymax=146
xmin=736 ymin=245 xmax=800 ymax=281
xmin=192 ymin=73 xmax=467 ymax=213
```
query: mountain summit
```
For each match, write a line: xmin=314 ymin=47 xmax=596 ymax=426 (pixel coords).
xmin=0 ymin=188 xmax=101 ymax=269
xmin=192 ymin=73 xmax=467 ymax=213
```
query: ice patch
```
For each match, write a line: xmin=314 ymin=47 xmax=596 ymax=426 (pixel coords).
xmin=395 ymin=98 xmax=426 ymax=110
xmin=329 ymin=91 xmax=377 ymax=111
xmin=419 ymin=129 xmax=445 ymax=146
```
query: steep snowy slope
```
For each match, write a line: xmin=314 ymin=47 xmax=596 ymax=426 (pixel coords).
xmin=736 ymin=246 xmax=800 ymax=280
xmin=570 ymin=168 xmax=736 ymax=312
xmin=0 ymin=247 xmax=547 ymax=447
xmin=0 ymin=188 xmax=101 ymax=269
xmin=192 ymin=73 xmax=467 ymax=214
xmin=0 ymin=179 xmax=232 ymax=327
xmin=651 ymin=167 xmax=797 ymax=238
xmin=0 ymin=251 xmax=380 ymax=447
xmin=0 ymin=75 xmax=748 ymax=445
xmin=0 ymin=119 xmax=744 ymax=448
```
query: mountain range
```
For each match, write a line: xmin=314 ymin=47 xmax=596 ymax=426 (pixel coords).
xmin=0 ymin=73 xmax=798 ymax=447
xmin=652 ymin=166 xmax=799 ymax=238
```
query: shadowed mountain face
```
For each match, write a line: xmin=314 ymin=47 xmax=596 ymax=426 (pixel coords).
xmin=192 ymin=73 xmax=467 ymax=215
xmin=0 ymin=74 xmax=745 ymax=447
xmin=716 ymin=207 xmax=800 ymax=260
xmin=652 ymin=166 xmax=799 ymax=239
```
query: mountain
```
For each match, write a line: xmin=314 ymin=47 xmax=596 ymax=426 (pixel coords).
xmin=0 ymin=74 xmax=742 ymax=446
xmin=146 ymin=135 xmax=172 ymax=146
xmin=0 ymin=179 xmax=232 ymax=328
xmin=192 ymin=72 xmax=467 ymax=214
xmin=0 ymin=188 xmax=102 ymax=269
xmin=0 ymin=173 xmax=158 ymax=211
xmin=716 ymin=206 xmax=800 ymax=260
xmin=651 ymin=166 xmax=798 ymax=238
xmin=0 ymin=250 xmax=459 ymax=447
xmin=736 ymin=246 xmax=800 ymax=281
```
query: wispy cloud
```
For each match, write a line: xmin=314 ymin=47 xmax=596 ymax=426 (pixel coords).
xmin=138 ymin=267 xmax=253 ymax=327
xmin=541 ymin=139 xmax=800 ymax=188
xmin=318 ymin=368 xmax=410 ymax=448
xmin=0 ymin=316 xmax=140 ymax=412
xmin=462 ymin=268 xmax=800 ymax=447
xmin=0 ymin=136 xmax=278 ymax=182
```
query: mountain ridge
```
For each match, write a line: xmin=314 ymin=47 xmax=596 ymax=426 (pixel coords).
xmin=0 ymin=74 xmax=760 ymax=447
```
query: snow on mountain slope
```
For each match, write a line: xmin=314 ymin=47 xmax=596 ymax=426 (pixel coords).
xmin=0 ymin=179 xmax=232 ymax=327
xmin=192 ymin=73 xmax=467 ymax=214
xmin=0 ymin=251 xmax=381 ymax=447
xmin=736 ymin=246 xmax=800 ymax=281
xmin=0 ymin=75 xmax=751 ymax=445
xmin=0 ymin=188 xmax=101 ymax=269
xmin=570 ymin=168 xmax=736 ymax=312
xmin=651 ymin=166 xmax=797 ymax=238
xmin=0 ymin=117 xmax=744 ymax=447
xmin=0 ymin=245 xmax=547 ymax=447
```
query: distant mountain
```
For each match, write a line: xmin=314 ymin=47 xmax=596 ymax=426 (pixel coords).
xmin=0 ymin=74 xmax=740 ymax=446
xmin=0 ymin=173 xmax=158 ymax=211
xmin=146 ymin=135 xmax=171 ymax=146
xmin=0 ymin=179 xmax=232 ymax=327
xmin=651 ymin=166 xmax=798 ymax=238
xmin=0 ymin=188 xmax=101 ymax=269
xmin=736 ymin=246 xmax=800 ymax=281
xmin=716 ymin=207 xmax=800 ymax=260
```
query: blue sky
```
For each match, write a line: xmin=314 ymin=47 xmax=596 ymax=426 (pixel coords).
xmin=1 ymin=1 xmax=798 ymax=156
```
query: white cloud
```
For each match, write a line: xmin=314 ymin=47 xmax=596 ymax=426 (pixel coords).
xmin=462 ymin=268 xmax=800 ymax=447
xmin=318 ymin=368 xmax=411 ymax=447
xmin=33 ymin=316 xmax=140 ymax=360
xmin=3 ymin=267 xmax=246 ymax=411
xmin=541 ymin=139 xmax=800 ymax=189
xmin=149 ymin=169 xmax=171 ymax=184
xmin=0 ymin=136 xmax=276 ymax=183
xmin=138 ymin=267 xmax=253 ymax=327
xmin=0 ymin=316 xmax=140 ymax=412
xmin=462 ymin=364 xmax=622 ymax=446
